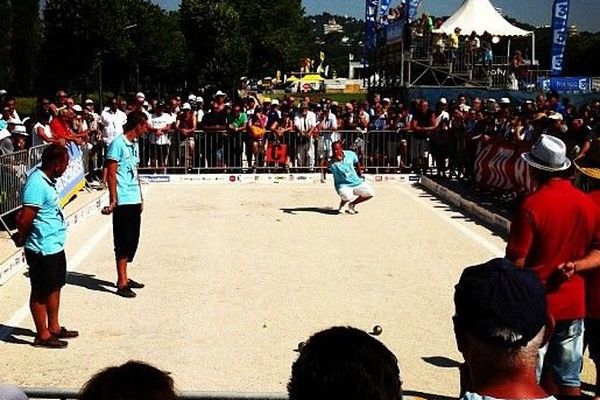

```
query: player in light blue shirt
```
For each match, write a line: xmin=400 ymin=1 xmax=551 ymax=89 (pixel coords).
xmin=329 ymin=141 xmax=374 ymax=214
xmin=105 ymin=111 xmax=149 ymax=298
xmin=15 ymin=144 xmax=78 ymax=348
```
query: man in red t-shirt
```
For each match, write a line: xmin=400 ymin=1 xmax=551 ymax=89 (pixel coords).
xmin=560 ymin=143 xmax=600 ymax=400
xmin=506 ymin=134 xmax=600 ymax=398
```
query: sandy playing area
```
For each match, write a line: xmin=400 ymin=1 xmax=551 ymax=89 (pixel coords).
xmin=0 ymin=182 xmax=594 ymax=397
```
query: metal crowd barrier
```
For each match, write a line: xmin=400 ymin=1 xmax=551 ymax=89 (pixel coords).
xmin=23 ymin=388 xmax=287 ymax=400
xmin=135 ymin=129 xmax=412 ymax=174
xmin=0 ymin=144 xmax=48 ymax=219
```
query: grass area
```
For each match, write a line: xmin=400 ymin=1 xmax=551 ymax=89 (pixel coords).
xmin=14 ymin=97 xmax=37 ymax=117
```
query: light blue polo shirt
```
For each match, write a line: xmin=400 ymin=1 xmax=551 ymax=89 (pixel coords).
xmin=330 ymin=150 xmax=363 ymax=191
xmin=106 ymin=134 xmax=142 ymax=205
xmin=22 ymin=168 xmax=66 ymax=255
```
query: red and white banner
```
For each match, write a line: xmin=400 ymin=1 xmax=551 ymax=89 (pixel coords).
xmin=474 ymin=141 xmax=534 ymax=193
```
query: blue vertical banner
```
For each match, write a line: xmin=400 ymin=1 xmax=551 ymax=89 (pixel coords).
xmin=550 ymin=0 xmax=570 ymax=77
xmin=365 ymin=0 xmax=379 ymax=54
xmin=380 ymin=0 xmax=392 ymax=19
xmin=407 ymin=0 xmax=420 ymax=23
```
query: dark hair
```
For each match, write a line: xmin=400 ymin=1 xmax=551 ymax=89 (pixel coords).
xmin=124 ymin=110 xmax=148 ymax=132
xmin=288 ymin=326 xmax=402 ymax=400
xmin=41 ymin=144 xmax=68 ymax=170
xmin=79 ymin=361 xmax=176 ymax=400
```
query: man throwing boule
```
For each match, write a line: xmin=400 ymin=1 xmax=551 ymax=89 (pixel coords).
xmin=329 ymin=141 xmax=374 ymax=214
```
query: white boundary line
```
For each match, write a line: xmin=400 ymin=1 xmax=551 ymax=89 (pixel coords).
xmin=0 ymin=222 xmax=112 ymax=342
xmin=0 ymin=188 xmax=149 ymax=342
xmin=395 ymin=184 xmax=505 ymax=257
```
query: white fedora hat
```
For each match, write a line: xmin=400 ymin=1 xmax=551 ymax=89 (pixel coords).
xmin=521 ymin=134 xmax=571 ymax=172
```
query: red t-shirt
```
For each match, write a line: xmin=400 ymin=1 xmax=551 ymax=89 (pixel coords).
xmin=506 ymin=179 xmax=600 ymax=321
xmin=49 ymin=118 xmax=72 ymax=140
xmin=586 ymin=191 xmax=600 ymax=319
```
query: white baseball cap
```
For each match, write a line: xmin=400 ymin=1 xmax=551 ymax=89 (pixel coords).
xmin=73 ymin=105 xmax=83 ymax=112
xmin=182 ymin=102 xmax=192 ymax=110
xmin=188 ymin=94 xmax=197 ymax=101
xmin=499 ymin=97 xmax=511 ymax=104
xmin=271 ymin=99 xmax=280 ymax=106
xmin=197 ymin=96 xmax=204 ymax=103
xmin=136 ymin=92 xmax=145 ymax=100
xmin=214 ymin=90 xmax=226 ymax=98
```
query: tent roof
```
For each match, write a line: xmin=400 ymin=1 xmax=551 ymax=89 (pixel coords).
xmin=436 ymin=0 xmax=532 ymax=37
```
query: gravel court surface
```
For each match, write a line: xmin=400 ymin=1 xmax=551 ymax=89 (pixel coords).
xmin=0 ymin=182 xmax=591 ymax=396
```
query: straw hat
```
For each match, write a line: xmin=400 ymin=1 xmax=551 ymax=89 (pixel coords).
xmin=521 ymin=134 xmax=571 ymax=172
xmin=575 ymin=140 xmax=600 ymax=180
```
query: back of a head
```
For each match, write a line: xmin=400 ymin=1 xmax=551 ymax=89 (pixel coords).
xmin=288 ymin=326 xmax=402 ymax=400
xmin=41 ymin=144 xmax=68 ymax=170
xmin=79 ymin=361 xmax=176 ymax=400
xmin=454 ymin=258 xmax=546 ymax=349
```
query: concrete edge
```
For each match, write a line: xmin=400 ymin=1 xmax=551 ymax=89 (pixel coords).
xmin=0 ymin=192 xmax=110 ymax=287
xmin=420 ymin=176 xmax=511 ymax=235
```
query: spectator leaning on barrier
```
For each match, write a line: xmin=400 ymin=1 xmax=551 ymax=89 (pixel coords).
xmin=105 ymin=111 xmax=148 ymax=298
xmin=14 ymin=144 xmax=79 ymax=348
xmin=454 ymin=258 xmax=553 ymax=400
xmin=506 ymin=134 xmax=600 ymax=399
xmin=79 ymin=361 xmax=177 ymax=400
xmin=3 ymin=96 xmax=21 ymax=124
xmin=288 ymin=326 xmax=402 ymax=400
xmin=410 ymin=99 xmax=437 ymax=172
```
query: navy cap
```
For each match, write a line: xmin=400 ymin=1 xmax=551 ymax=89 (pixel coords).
xmin=454 ymin=258 xmax=546 ymax=347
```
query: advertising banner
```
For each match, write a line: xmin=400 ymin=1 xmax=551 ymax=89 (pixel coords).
xmin=55 ymin=142 xmax=86 ymax=206
xmin=538 ymin=77 xmax=591 ymax=93
xmin=550 ymin=0 xmax=570 ymax=77
xmin=365 ymin=0 xmax=380 ymax=54
xmin=474 ymin=141 xmax=533 ymax=193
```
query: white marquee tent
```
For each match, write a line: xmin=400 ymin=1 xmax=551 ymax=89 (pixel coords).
xmin=436 ymin=0 xmax=531 ymax=37
xmin=433 ymin=0 xmax=536 ymax=61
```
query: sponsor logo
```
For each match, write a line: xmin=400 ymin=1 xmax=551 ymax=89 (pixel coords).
xmin=289 ymin=175 xmax=295 ymax=181
xmin=275 ymin=176 xmax=287 ymax=180
xmin=144 ymin=175 xmax=171 ymax=183
xmin=229 ymin=175 xmax=236 ymax=182
xmin=409 ymin=175 xmax=420 ymax=182
xmin=375 ymin=176 xmax=383 ymax=182
xmin=296 ymin=175 xmax=308 ymax=180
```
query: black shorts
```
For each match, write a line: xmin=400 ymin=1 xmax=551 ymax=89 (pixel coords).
xmin=113 ymin=204 xmax=142 ymax=262
xmin=585 ymin=318 xmax=600 ymax=362
xmin=25 ymin=249 xmax=67 ymax=294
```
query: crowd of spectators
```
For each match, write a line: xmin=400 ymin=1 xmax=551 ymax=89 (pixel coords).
xmin=0 ymin=89 xmax=599 ymax=182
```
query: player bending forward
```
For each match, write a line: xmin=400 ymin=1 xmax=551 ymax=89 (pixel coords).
xmin=329 ymin=141 xmax=374 ymax=214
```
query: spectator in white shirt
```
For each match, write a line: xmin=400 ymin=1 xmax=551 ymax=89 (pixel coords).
xmin=294 ymin=102 xmax=318 ymax=169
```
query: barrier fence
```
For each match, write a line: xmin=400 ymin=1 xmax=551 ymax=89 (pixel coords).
xmin=22 ymin=388 xmax=287 ymax=400
xmin=135 ymin=129 xmax=411 ymax=174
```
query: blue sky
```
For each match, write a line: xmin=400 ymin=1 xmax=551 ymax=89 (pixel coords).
xmin=155 ymin=0 xmax=599 ymax=32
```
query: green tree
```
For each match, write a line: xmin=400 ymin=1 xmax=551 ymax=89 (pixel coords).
xmin=41 ymin=0 xmax=129 ymax=94
xmin=180 ymin=0 xmax=249 ymax=91
xmin=10 ymin=0 xmax=41 ymax=93
xmin=0 ymin=0 xmax=11 ymax=89
xmin=232 ymin=0 xmax=312 ymax=77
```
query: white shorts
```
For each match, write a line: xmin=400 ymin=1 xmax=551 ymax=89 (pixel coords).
xmin=337 ymin=183 xmax=375 ymax=202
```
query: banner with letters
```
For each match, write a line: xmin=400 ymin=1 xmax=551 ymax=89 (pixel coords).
xmin=380 ymin=0 xmax=392 ymax=18
xmin=538 ymin=77 xmax=591 ymax=94
xmin=550 ymin=0 xmax=570 ymax=77
xmin=474 ymin=141 xmax=534 ymax=193
xmin=406 ymin=0 xmax=420 ymax=23
xmin=365 ymin=0 xmax=379 ymax=54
